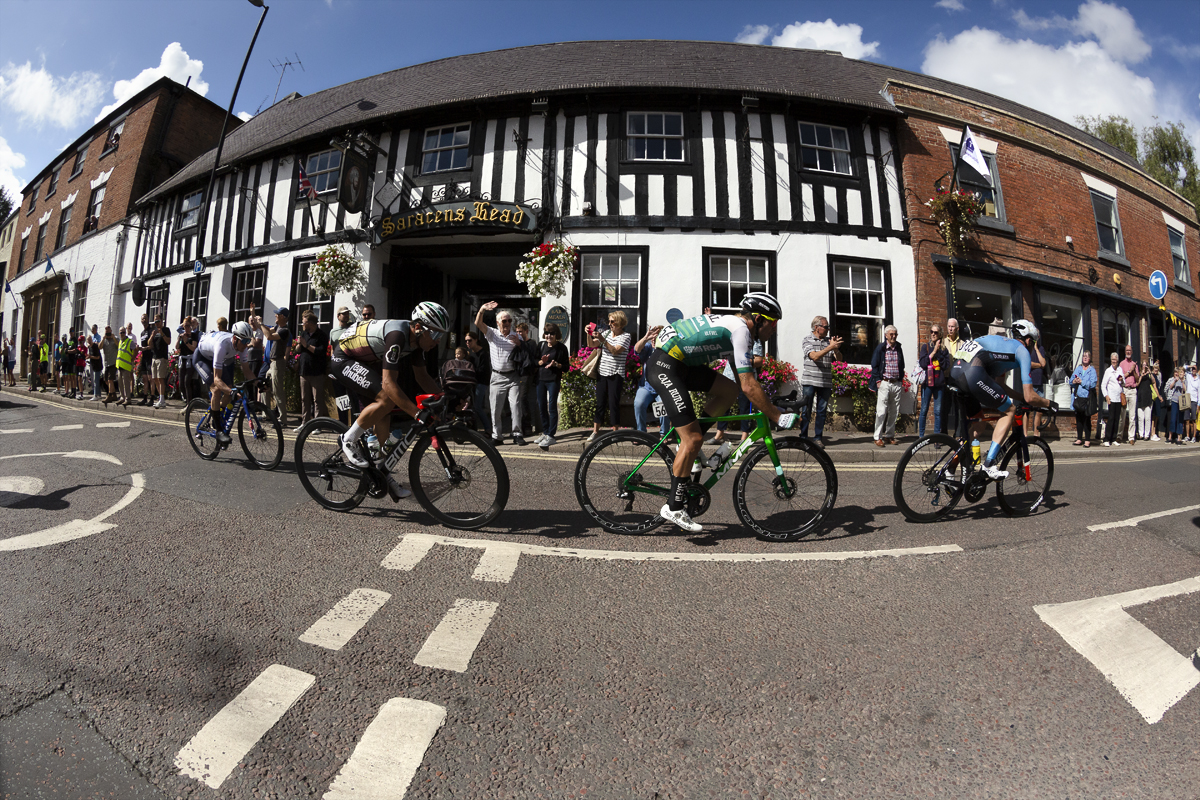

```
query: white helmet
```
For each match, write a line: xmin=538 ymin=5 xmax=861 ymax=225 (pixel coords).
xmin=411 ymin=301 xmax=450 ymax=339
xmin=1010 ymin=319 xmax=1039 ymax=342
xmin=231 ymin=321 xmax=253 ymax=342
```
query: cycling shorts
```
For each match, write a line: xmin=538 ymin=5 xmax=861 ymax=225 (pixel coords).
xmin=644 ymin=348 xmax=720 ymax=428
xmin=193 ymin=354 xmax=235 ymax=388
xmin=951 ymin=362 xmax=1014 ymax=414
xmin=329 ymin=352 xmax=384 ymax=400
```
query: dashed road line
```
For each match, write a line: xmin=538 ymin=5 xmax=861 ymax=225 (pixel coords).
xmin=0 ymin=428 xmax=35 ymax=434
xmin=413 ymin=599 xmax=499 ymax=672
xmin=50 ymin=424 xmax=84 ymax=431
xmin=299 ymin=589 xmax=391 ymax=651
xmin=323 ymin=697 xmax=447 ymax=800
xmin=1087 ymin=504 xmax=1200 ymax=532
xmin=95 ymin=421 xmax=131 ymax=428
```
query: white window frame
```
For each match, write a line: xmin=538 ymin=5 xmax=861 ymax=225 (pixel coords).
xmin=579 ymin=251 xmax=644 ymax=340
xmin=799 ymin=122 xmax=853 ymax=175
xmin=292 ymin=257 xmax=333 ymax=329
xmin=626 ymin=112 xmax=685 ymax=162
xmin=832 ymin=261 xmax=887 ymax=362
xmin=950 ymin=145 xmax=1005 ymax=221
xmin=34 ymin=223 xmax=47 ymax=263
xmin=178 ymin=190 xmax=203 ymax=230
xmin=420 ymin=123 xmax=471 ymax=174
xmin=87 ymin=185 xmax=106 ymax=230
xmin=102 ymin=119 xmax=124 ymax=154
xmin=1169 ymin=228 xmax=1190 ymax=287
xmin=706 ymin=255 xmax=768 ymax=313
xmin=70 ymin=145 xmax=87 ymax=179
xmin=182 ymin=275 xmax=210 ymax=332
xmin=231 ymin=265 xmax=266 ymax=322
xmin=73 ymin=280 xmax=88 ymax=334
xmin=147 ymin=285 xmax=169 ymax=326
xmin=1090 ymin=189 xmax=1124 ymax=257
xmin=46 ymin=166 xmax=61 ymax=198
xmin=55 ymin=205 xmax=73 ymax=251
xmin=301 ymin=149 xmax=342 ymax=196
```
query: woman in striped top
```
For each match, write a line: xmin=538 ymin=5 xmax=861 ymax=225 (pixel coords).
xmin=585 ymin=311 xmax=632 ymax=444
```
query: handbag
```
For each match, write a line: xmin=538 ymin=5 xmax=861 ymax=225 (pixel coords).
xmin=580 ymin=347 xmax=601 ymax=379
xmin=1182 ymin=390 xmax=1193 ymax=411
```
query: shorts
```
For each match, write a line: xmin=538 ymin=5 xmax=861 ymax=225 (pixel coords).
xmin=951 ymin=362 xmax=1014 ymax=414
xmin=329 ymin=353 xmax=386 ymax=400
xmin=152 ymin=358 xmax=169 ymax=379
xmin=644 ymin=348 xmax=719 ymax=428
xmin=61 ymin=361 xmax=75 ymax=375
xmin=39 ymin=362 xmax=48 ymax=375
xmin=193 ymin=355 xmax=235 ymax=388
xmin=104 ymin=366 xmax=117 ymax=381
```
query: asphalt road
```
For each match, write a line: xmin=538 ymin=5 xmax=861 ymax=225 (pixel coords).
xmin=2 ymin=391 xmax=1198 ymax=799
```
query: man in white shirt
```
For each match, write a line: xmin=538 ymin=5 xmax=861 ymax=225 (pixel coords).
xmin=475 ymin=301 xmax=526 ymax=446
xmin=1186 ymin=362 xmax=1200 ymax=442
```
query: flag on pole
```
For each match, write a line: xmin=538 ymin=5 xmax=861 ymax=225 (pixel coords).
xmin=958 ymin=126 xmax=993 ymax=186
xmin=45 ymin=258 xmax=56 ymax=274
xmin=298 ymin=165 xmax=318 ymax=201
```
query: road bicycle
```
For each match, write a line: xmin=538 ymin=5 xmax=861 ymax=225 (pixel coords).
xmin=574 ymin=393 xmax=838 ymax=541
xmin=184 ymin=378 xmax=284 ymax=470
xmin=293 ymin=392 xmax=509 ymax=530
xmin=892 ymin=389 xmax=1054 ymax=522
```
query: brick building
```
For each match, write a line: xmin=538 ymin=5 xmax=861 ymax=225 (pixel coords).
xmin=2 ymin=76 xmax=233 ymax=377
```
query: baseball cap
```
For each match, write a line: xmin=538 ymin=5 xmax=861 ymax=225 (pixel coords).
xmin=336 ymin=305 xmax=351 ymax=315
xmin=275 ymin=307 xmax=290 ymax=317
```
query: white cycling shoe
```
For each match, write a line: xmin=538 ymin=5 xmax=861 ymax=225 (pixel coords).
xmin=339 ymin=434 xmax=370 ymax=469
xmin=385 ymin=474 xmax=412 ymax=501
xmin=982 ymin=464 xmax=1009 ymax=480
xmin=660 ymin=504 xmax=703 ymax=533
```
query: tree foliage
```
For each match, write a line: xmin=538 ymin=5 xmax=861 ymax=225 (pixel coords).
xmin=1076 ymin=114 xmax=1140 ymax=159
xmin=0 ymin=185 xmax=13 ymax=224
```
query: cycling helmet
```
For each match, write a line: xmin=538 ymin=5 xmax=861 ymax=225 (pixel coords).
xmin=740 ymin=292 xmax=783 ymax=320
xmin=231 ymin=321 xmax=253 ymax=343
xmin=1010 ymin=319 xmax=1039 ymax=342
xmin=411 ymin=301 xmax=450 ymax=340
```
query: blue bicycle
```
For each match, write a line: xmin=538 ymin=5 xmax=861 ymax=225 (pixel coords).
xmin=184 ymin=378 xmax=284 ymax=470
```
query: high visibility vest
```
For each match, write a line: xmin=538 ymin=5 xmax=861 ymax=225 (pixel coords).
xmin=38 ymin=343 xmax=50 ymax=363
xmin=116 ymin=338 xmax=135 ymax=371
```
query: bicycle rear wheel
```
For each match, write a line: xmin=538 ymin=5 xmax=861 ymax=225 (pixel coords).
xmin=184 ymin=399 xmax=221 ymax=460
xmin=238 ymin=402 xmax=284 ymax=470
xmin=996 ymin=437 xmax=1054 ymax=516
xmin=733 ymin=437 xmax=838 ymax=541
xmin=575 ymin=430 xmax=674 ymax=534
xmin=408 ymin=425 xmax=509 ymax=530
xmin=294 ymin=418 xmax=369 ymax=511
xmin=893 ymin=434 xmax=966 ymax=522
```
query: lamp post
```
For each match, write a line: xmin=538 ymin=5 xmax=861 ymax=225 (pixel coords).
xmin=195 ymin=0 xmax=269 ymax=263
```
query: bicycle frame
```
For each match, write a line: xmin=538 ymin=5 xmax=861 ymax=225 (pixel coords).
xmin=193 ymin=387 xmax=252 ymax=441
xmin=935 ymin=406 xmax=1035 ymax=490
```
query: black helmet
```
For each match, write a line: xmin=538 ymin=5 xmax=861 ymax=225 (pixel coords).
xmin=740 ymin=292 xmax=783 ymax=320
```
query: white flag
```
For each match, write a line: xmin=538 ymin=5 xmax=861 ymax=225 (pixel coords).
xmin=958 ymin=126 xmax=993 ymax=186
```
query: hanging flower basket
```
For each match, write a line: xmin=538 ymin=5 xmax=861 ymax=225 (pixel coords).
xmin=309 ymin=245 xmax=366 ymax=298
xmin=926 ymin=189 xmax=985 ymax=259
xmin=516 ymin=239 xmax=577 ymax=298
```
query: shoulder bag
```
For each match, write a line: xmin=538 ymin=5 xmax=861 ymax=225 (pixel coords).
xmin=580 ymin=347 xmax=601 ymax=379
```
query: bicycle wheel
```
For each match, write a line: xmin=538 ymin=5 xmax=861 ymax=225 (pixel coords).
xmin=575 ymin=430 xmax=675 ymax=534
xmin=238 ymin=402 xmax=284 ymax=470
xmin=407 ymin=425 xmax=509 ymax=530
xmin=166 ymin=368 xmax=179 ymax=400
xmin=294 ymin=418 xmax=369 ymax=511
xmin=996 ymin=437 xmax=1054 ymax=516
xmin=733 ymin=437 xmax=838 ymax=541
xmin=893 ymin=434 xmax=966 ymax=522
xmin=184 ymin=399 xmax=222 ymax=460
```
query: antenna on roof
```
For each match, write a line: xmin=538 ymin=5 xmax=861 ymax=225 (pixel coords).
xmin=269 ymin=53 xmax=305 ymax=106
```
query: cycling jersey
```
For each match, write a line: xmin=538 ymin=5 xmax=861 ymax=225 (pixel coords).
xmin=655 ymin=314 xmax=756 ymax=374
xmin=331 ymin=319 xmax=416 ymax=369
xmin=193 ymin=331 xmax=238 ymax=388
xmin=950 ymin=335 xmax=1033 ymax=413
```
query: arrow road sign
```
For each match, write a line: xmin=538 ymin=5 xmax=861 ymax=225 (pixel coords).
xmin=1148 ymin=270 xmax=1168 ymax=300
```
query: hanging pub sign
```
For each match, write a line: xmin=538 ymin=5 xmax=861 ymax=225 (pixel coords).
xmin=338 ymin=149 xmax=371 ymax=215
xmin=379 ymin=200 xmax=538 ymax=240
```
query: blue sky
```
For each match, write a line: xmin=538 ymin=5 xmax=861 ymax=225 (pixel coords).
xmin=1 ymin=0 xmax=1198 ymax=204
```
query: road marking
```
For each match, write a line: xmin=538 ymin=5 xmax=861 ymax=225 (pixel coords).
xmin=1035 ymin=575 xmax=1200 ymax=724
xmin=0 ymin=472 xmax=144 ymax=551
xmin=413 ymin=599 xmax=499 ymax=672
xmin=0 ymin=428 xmax=34 ymax=434
xmin=50 ymin=424 xmax=84 ymax=431
xmin=96 ymin=421 xmax=130 ymax=428
xmin=383 ymin=532 xmax=963 ymax=583
xmin=0 ymin=476 xmax=45 ymax=506
xmin=299 ymin=589 xmax=391 ymax=651
xmin=175 ymin=664 xmax=316 ymax=789
xmin=1087 ymin=504 xmax=1200 ymax=532
xmin=323 ymin=697 xmax=447 ymax=800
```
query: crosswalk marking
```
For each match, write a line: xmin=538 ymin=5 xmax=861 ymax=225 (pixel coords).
xmin=413 ymin=599 xmax=499 ymax=673
xmin=323 ymin=697 xmax=447 ymax=800
xmin=51 ymin=424 xmax=84 ymax=431
xmin=299 ymin=589 xmax=391 ymax=651
xmin=1087 ymin=504 xmax=1200 ymax=532
xmin=175 ymin=664 xmax=315 ymax=789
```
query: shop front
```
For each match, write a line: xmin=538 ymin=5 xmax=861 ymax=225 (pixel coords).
xmin=1036 ymin=288 xmax=1088 ymax=407
xmin=18 ymin=277 xmax=64 ymax=377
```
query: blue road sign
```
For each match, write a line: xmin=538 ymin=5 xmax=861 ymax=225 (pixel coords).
xmin=1148 ymin=270 xmax=1168 ymax=300
xmin=193 ymin=260 xmax=205 ymax=275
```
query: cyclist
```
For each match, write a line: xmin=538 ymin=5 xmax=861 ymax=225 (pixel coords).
xmin=949 ymin=319 xmax=1057 ymax=480
xmin=645 ymin=292 xmax=798 ymax=532
xmin=193 ymin=320 xmax=254 ymax=447
xmin=329 ymin=302 xmax=450 ymax=501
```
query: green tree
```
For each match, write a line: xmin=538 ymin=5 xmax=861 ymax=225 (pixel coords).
xmin=1142 ymin=121 xmax=1200 ymax=222
xmin=0 ymin=185 xmax=14 ymax=224
xmin=1076 ymin=114 xmax=1140 ymax=159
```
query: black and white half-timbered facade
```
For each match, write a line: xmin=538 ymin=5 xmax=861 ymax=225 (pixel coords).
xmin=124 ymin=42 xmax=914 ymax=366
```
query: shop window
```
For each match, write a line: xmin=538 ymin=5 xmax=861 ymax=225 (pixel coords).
xmin=86 ymin=185 xmax=105 ymax=232
xmin=34 ymin=223 xmax=47 ymax=263
xmin=956 ymin=275 xmax=1013 ymax=342
xmin=1038 ymin=289 xmax=1084 ymax=407
xmin=73 ymin=281 xmax=88 ymax=334
xmin=421 ymin=124 xmax=471 ymax=173
xmin=1100 ymin=308 xmax=1132 ymax=365
xmin=231 ymin=265 xmax=266 ymax=322
xmin=627 ymin=113 xmax=685 ymax=162
xmin=300 ymin=149 xmax=341 ymax=196
xmin=950 ymin=144 xmax=1004 ymax=220
xmin=1180 ymin=329 xmax=1199 ymax=368
xmin=291 ymin=257 xmax=333 ymax=329
xmin=182 ymin=275 xmax=210 ymax=332
xmin=70 ymin=145 xmax=87 ymax=179
xmin=706 ymin=254 xmax=768 ymax=313
xmin=46 ymin=166 xmax=61 ymax=199
xmin=832 ymin=261 xmax=888 ymax=364
xmin=178 ymin=190 xmax=203 ymax=230
xmin=55 ymin=205 xmax=73 ymax=251
xmin=579 ymin=252 xmax=644 ymax=341
xmin=799 ymin=123 xmax=852 ymax=175
xmin=147 ymin=285 xmax=169 ymax=325
xmin=1090 ymin=190 xmax=1124 ymax=257
xmin=1169 ymin=228 xmax=1191 ymax=287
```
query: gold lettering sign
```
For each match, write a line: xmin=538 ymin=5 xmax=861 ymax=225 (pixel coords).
xmin=379 ymin=200 xmax=537 ymax=241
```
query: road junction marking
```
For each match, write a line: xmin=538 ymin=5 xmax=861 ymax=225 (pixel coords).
xmin=1087 ymin=504 xmax=1200 ymax=532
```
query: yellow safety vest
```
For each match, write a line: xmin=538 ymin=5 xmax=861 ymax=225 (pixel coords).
xmin=116 ymin=338 xmax=135 ymax=371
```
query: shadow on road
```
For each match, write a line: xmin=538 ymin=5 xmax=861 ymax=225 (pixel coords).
xmin=4 ymin=483 xmax=102 ymax=512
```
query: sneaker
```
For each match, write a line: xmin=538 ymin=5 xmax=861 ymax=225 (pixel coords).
xmin=385 ymin=474 xmax=412 ymax=501
xmin=1151 ymin=435 xmax=1161 ymax=441
xmin=1112 ymin=441 xmax=1121 ymax=447
xmin=513 ymin=435 xmax=527 ymax=447
xmin=659 ymin=504 xmax=703 ymax=533
xmin=540 ymin=435 xmax=557 ymax=450
xmin=339 ymin=434 xmax=370 ymax=468
xmin=982 ymin=464 xmax=1009 ymax=480
xmin=1103 ymin=441 xmax=1111 ymax=447
xmin=584 ymin=432 xmax=599 ymax=446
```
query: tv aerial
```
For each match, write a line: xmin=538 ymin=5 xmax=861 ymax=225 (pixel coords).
xmin=269 ymin=53 xmax=305 ymax=106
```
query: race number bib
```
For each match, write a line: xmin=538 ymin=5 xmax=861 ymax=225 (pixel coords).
xmin=955 ymin=339 xmax=982 ymax=360
xmin=335 ymin=394 xmax=351 ymax=411
xmin=651 ymin=401 xmax=666 ymax=419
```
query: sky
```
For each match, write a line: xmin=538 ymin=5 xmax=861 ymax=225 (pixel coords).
xmin=1 ymin=0 xmax=1198 ymax=207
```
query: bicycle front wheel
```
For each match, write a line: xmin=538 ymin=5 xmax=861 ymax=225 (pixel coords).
xmin=996 ymin=437 xmax=1054 ymax=516
xmin=184 ymin=399 xmax=221 ymax=461
xmin=893 ymin=434 xmax=966 ymax=522
xmin=575 ymin=430 xmax=674 ymax=534
xmin=733 ymin=437 xmax=838 ymax=541
xmin=408 ymin=425 xmax=509 ymax=530
xmin=238 ymin=402 xmax=283 ymax=470
xmin=294 ymin=418 xmax=369 ymax=511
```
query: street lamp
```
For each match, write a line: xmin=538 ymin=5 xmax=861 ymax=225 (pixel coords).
xmin=194 ymin=0 xmax=269 ymax=264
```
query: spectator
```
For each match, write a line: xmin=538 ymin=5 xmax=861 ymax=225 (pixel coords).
xmin=475 ymin=301 xmax=525 ymax=446
xmin=136 ymin=313 xmax=152 ymax=405
xmin=55 ymin=332 xmax=71 ymax=396
xmin=27 ymin=335 xmax=45 ymax=392
xmin=869 ymin=325 xmax=905 ymax=447
xmin=463 ymin=329 xmax=492 ymax=435
xmin=2 ymin=335 xmax=14 ymax=386
xmin=244 ymin=308 xmax=265 ymax=395
xmin=1164 ymin=367 xmax=1185 ymax=444
xmin=178 ymin=317 xmax=201 ymax=404
xmin=800 ymin=315 xmax=842 ymax=447
xmin=1101 ymin=352 xmax=1124 ymax=447
xmin=1149 ymin=360 xmax=1165 ymax=441
xmin=87 ymin=331 xmax=103 ymax=401
xmin=585 ymin=310 xmax=631 ymax=445
xmin=1186 ymin=363 xmax=1200 ymax=443
xmin=360 ymin=303 xmax=376 ymax=321
xmin=1029 ymin=337 xmax=1048 ymax=432
xmin=263 ymin=308 xmax=293 ymax=426
xmin=1135 ymin=358 xmax=1155 ymax=442
xmin=148 ymin=314 xmax=172 ymax=408
xmin=514 ymin=321 xmax=542 ymax=438
xmin=116 ymin=327 xmax=136 ymax=405
xmin=917 ymin=322 xmax=949 ymax=438
xmin=1069 ymin=351 xmax=1097 ymax=447
xmin=535 ymin=322 xmax=571 ymax=449
xmin=943 ymin=317 xmax=967 ymax=439
xmin=52 ymin=333 xmax=65 ymax=393
xmin=1118 ymin=344 xmax=1139 ymax=444
xmin=89 ymin=323 xmax=101 ymax=344
xmin=100 ymin=325 xmax=119 ymax=404
xmin=294 ymin=310 xmax=329 ymax=430
xmin=632 ymin=325 xmax=665 ymax=433
xmin=72 ymin=333 xmax=88 ymax=400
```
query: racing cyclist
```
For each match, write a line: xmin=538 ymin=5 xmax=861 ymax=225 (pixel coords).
xmin=949 ymin=319 xmax=1057 ymax=480
xmin=329 ymin=302 xmax=450 ymax=501
xmin=193 ymin=320 xmax=253 ymax=447
xmin=645 ymin=292 xmax=798 ymax=533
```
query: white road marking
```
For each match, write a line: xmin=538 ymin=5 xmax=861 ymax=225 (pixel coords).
xmin=1035 ymin=575 xmax=1200 ymax=724
xmin=175 ymin=664 xmax=316 ymax=789
xmin=0 ymin=428 xmax=34 ymax=434
xmin=0 ymin=473 xmax=144 ymax=551
xmin=473 ymin=542 xmax=522 ymax=582
xmin=1087 ymin=504 xmax=1200 ymax=532
xmin=299 ymin=589 xmax=391 ymax=651
xmin=50 ymin=424 xmax=84 ymax=431
xmin=0 ymin=476 xmax=44 ymax=506
xmin=96 ymin=421 xmax=130 ymax=428
xmin=413 ymin=599 xmax=499 ymax=672
xmin=0 ymin=451 xmax=122 ymax=464
xmin=380 ymin=535 xmax=439 ymax=571
xmin=322 ymin=697 xmax=447 ymax=800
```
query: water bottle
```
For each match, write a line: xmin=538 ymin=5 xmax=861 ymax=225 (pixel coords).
xmin=971 ymin=437 xmax=981 ymax=466
xmin=366 ymin=433 xmax=381 ymax=460
xmin=705 ymin=441 xmax=731 ymax=470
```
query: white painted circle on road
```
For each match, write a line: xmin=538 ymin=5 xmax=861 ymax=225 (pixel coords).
xmin=0 ymin=476 xmax=44 ymax=506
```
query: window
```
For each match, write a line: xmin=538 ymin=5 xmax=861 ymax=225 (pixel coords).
xmin=34 ymin=223 xmax=47 ymax=263
xmin=956 ymin=275 xmax=1013 ymax=343
xmin=55 ymin=205 xmax=73 ymax=251
xmin=706 ymin=255 xmax=768 ymax=313
xmin=1090 ymin=190 xmax=1123 ymax=257
xmin=182 ymin=275 xmax=211 ymax=332
xmin=626 ymin=113 xmax=684 ymax=161
xmin=300 ymin=149 xmax=341 ymax=195
xmin=46 ymin=166 xmax=61 ymax=198
xmin=292 ymin=257 xmax=333 ymax=329
xmin=178 ymin=190 xmax=203 ymax=230
xmin=27 ymin=184 xmax=39 ymax=213
xmin=579 ymin=252 xmax=643 ymax=340
xmin=86 ymin=185 xmax=105 ymax=231
xmin=147 ymin=285 xmax=169 ymax=325
xmin=1100 ymin=308 xmax=1132 ymax=363
xmin=17 ymin=235 xmax=28 ymax=272
xmin=231 ymin=266 xmax=266 ymax=322
xmin=102 ymin=119 xmax=124 ymax=154
xmin=1169 ymin=228 xmax=1190 ymax=287
xmin=799 ymin=123 xmax=852 ymax=175
xmin=421 ymin=124 xmax=471 ymax=173
xmin=73 ymin=281 xmax=88 ymax=334
xmin=832 ymin=262 xmax=887 ymax=364
xmin=70 ymin=145 xmax=87 ymax=178
xmin=951 ymin=145 xmax=1004 ymax=220
xmin=1038 ymin=290 xmax=1084 ymax=407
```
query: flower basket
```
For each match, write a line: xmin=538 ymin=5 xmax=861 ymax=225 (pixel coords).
xmin=516 ymin=239 xmax=577 ymax=298
xmin=926 ymin=189 xmax=985 ymax=259
xmin=309 ymin=245 xmax=366 ymax=298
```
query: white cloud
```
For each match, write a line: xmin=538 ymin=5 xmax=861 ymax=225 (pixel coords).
xmin=0 ymin=136 xmax=28 ymax=205
xmin=0 ymin=60 xmax=106 ymax=129
xmin=936 ymin=0 xmax=966 ymax=11
xmin=736 ymin=24 xmax=772 ymax=45
xmin=747 ymin=19 xmax=880 ymax=59
xmin=1014 ymin=1 xmax=1150 ymax=63
xmin=96 ymin=43 xmax=209 ymax=122
xmin=236 ymin=111 xmax=253 ymax=122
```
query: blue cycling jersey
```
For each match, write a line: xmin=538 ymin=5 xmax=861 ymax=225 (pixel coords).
xmin=953 ymin=335 xmax=1033 ymax=386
